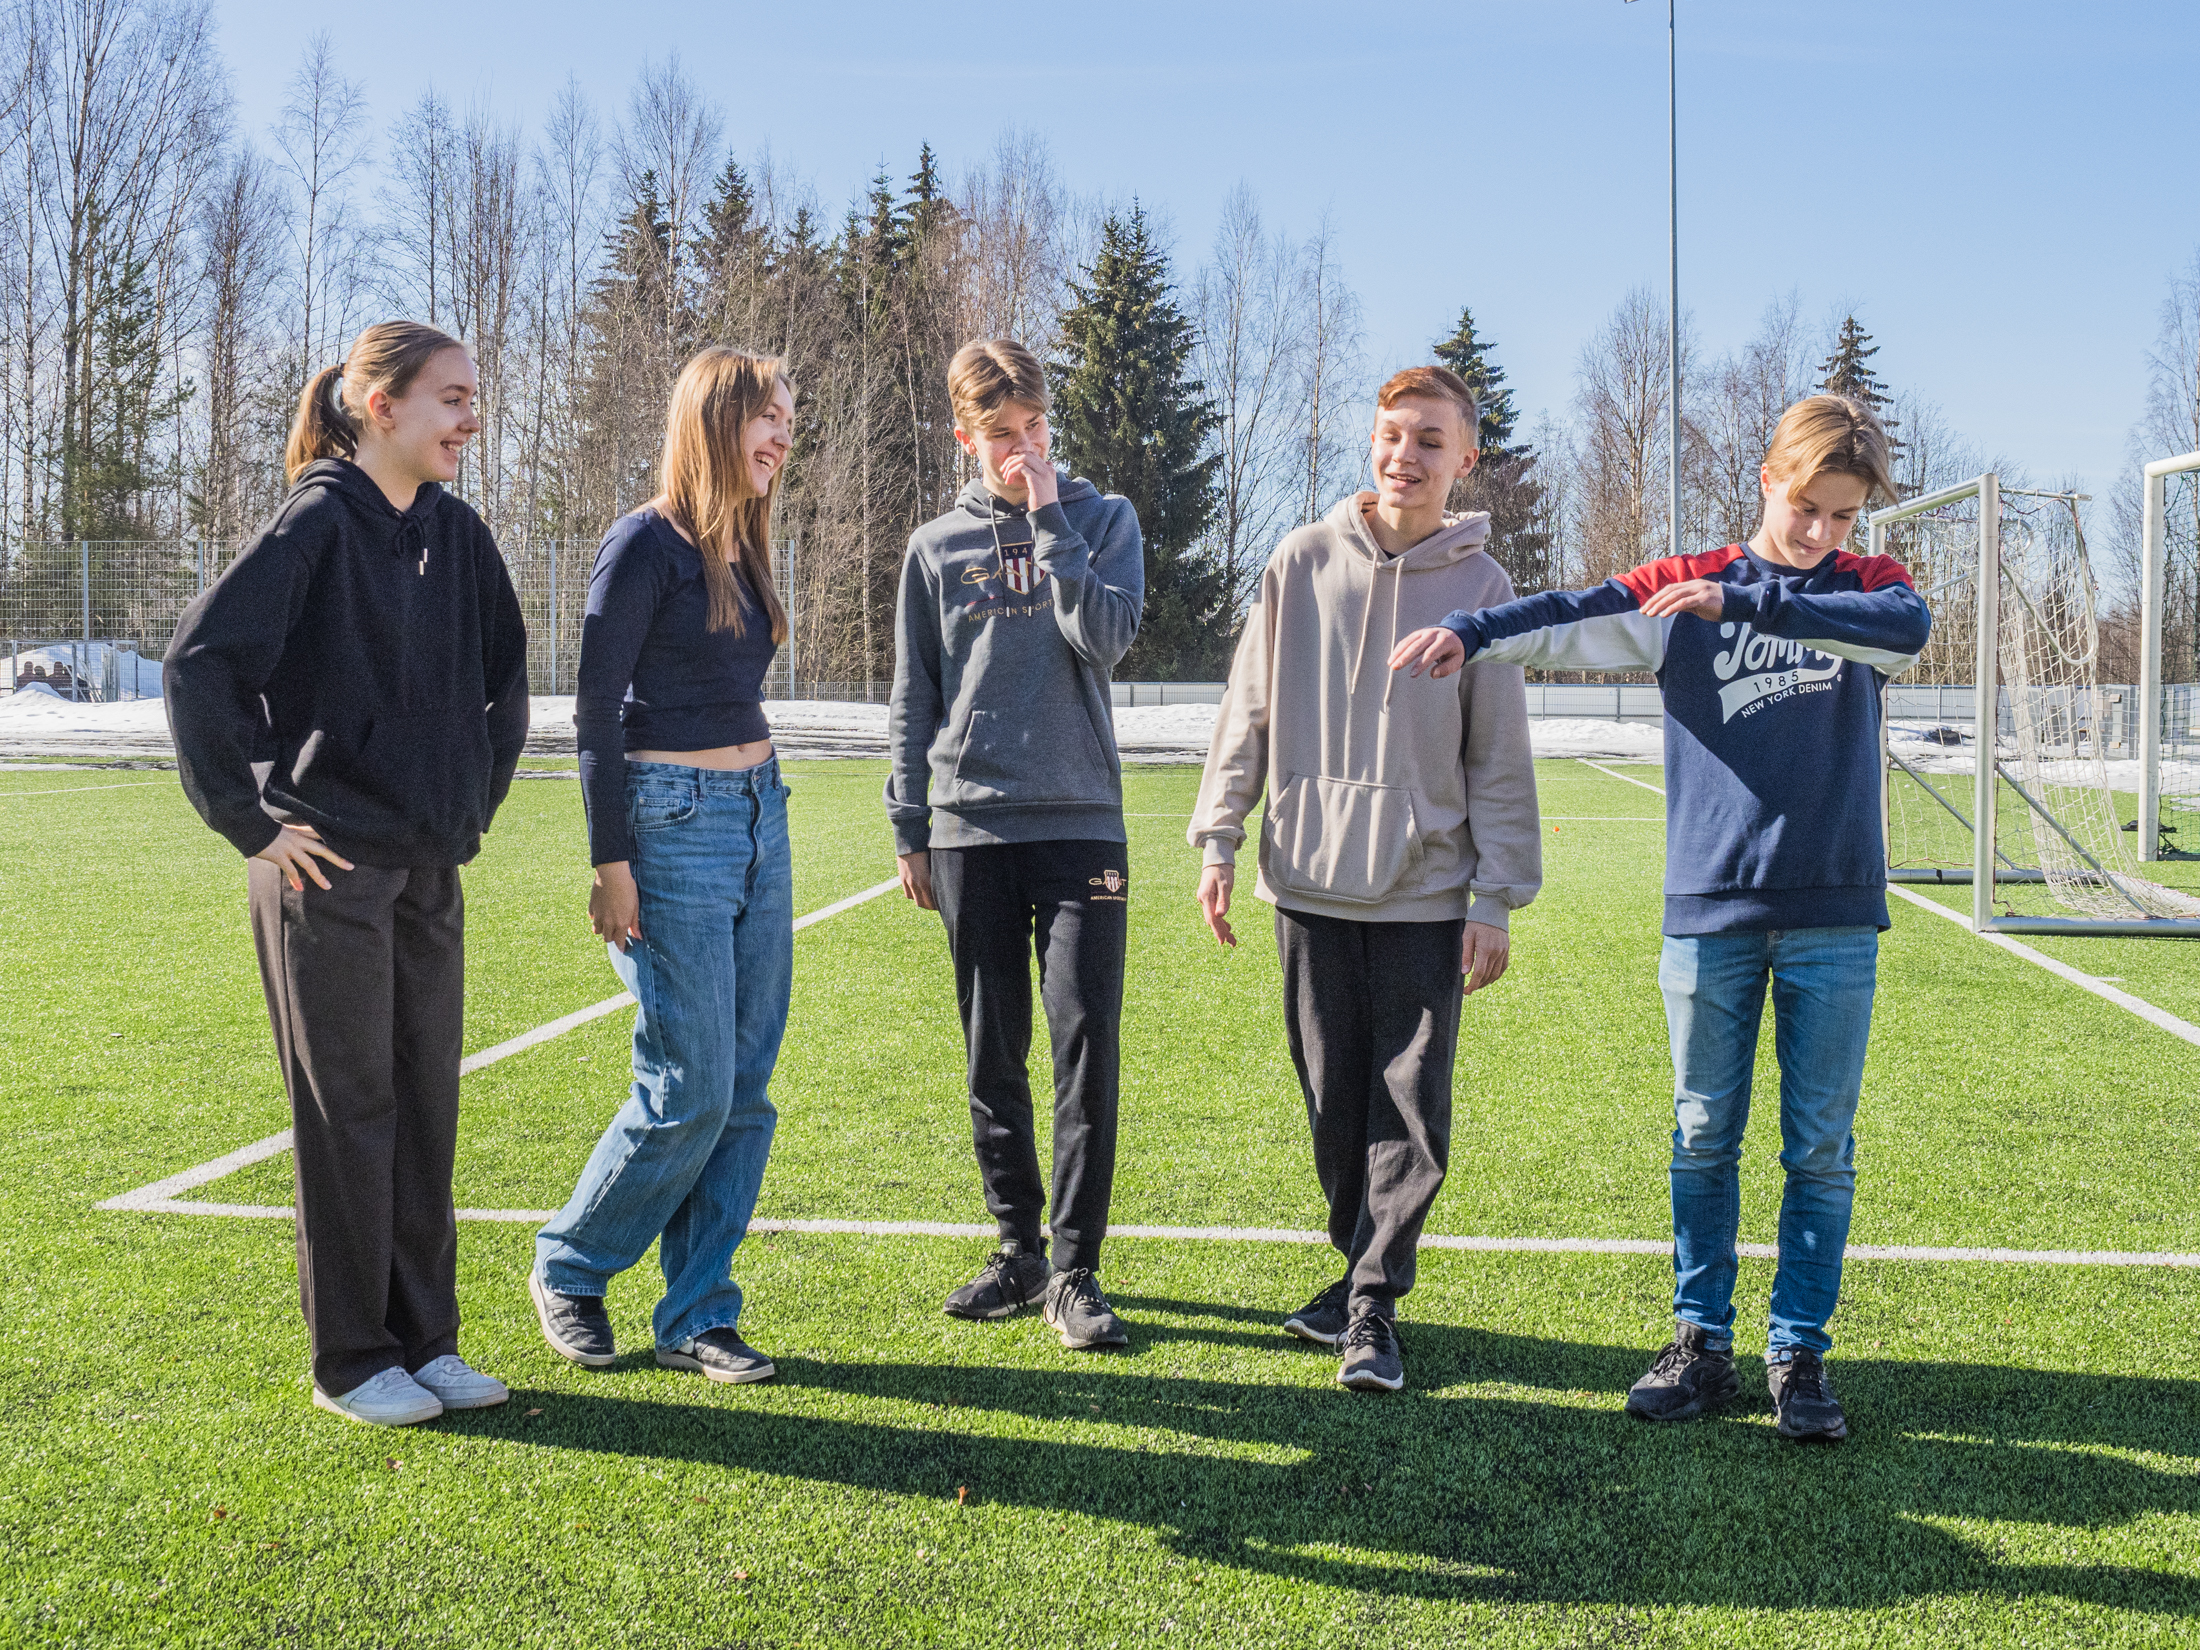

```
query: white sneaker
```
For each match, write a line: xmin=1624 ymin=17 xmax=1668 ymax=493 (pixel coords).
xmin=312 ymin=1366 xmax=444 ymax=1427
xmin=411 ymin=1354 xmax=510 ymax=1410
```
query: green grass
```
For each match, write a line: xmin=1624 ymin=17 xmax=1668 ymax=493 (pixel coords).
xmin=2 ymin=759 xmax=2196 ymax=1647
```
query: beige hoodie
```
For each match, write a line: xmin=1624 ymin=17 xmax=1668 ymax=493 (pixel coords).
xmin=1189 ymin=493 xmax=1542 ymax=928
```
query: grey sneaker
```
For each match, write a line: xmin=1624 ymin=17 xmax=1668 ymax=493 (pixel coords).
xmin=529 ymin=1270 xmax=615 ymax=1368
xmin=411 ymin=1353 xmax=509 ymax=1410
xmin=1768 ymin=1349 xmax=1847 ymax=1442
xmin=1337 ymin=1309 xmax=1404 ymax=1392
xmin=1283 ymin=1277 xmax=1351 ymax=1346
xmin=312 ymin=1365 xmax=443 ymax=1428
xmin=1042 ymin=1267 xmax=1129 ymax=1349
xmin=943 ymin=1242 xmax=1051 ymax=1320
xmin=656 ymin=1327 xmax=777 ymax=1385
xmin=1625 ymin=1321 xmax=1741 ymax=1422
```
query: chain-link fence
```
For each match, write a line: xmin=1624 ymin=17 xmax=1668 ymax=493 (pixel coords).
xmin=2 ymin=537 xmax=801 ymax=699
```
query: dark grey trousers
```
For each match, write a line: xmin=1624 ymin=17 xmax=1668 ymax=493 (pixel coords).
xmin=249 ymin=859 xmax=465 ymax=1397
xmin=929 ymin=839 xmax=1128 ymax=1273
xmin=1277 ymin=908 xmax=1466 ymax=1316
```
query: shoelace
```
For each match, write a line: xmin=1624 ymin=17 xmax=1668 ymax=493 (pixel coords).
xmin=1647 ymin=1337 xmax=1703 ymax=1380
xmin=1342 ymin=1313 xmax=1395 ymax=1352
xmin=1301 ymin=1280 xmax=1350 ymax=1317
xmin=1053 ymin=1266 xmax=1103 ymax=1310
xmin=1778 ymin=1354 xmax=1831 ymax=1404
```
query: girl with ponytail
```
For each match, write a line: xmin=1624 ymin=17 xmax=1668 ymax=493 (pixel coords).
xmin=530 ymin=347 xmax=795 ymax=1386
xmin=165 ymin=321 xmax=530 ymax=1427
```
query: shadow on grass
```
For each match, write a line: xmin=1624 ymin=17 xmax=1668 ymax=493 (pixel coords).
xmin=459 ymin=1310 xmax=2200 ymax=1616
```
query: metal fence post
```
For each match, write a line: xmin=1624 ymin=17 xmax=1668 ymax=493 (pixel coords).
xmin=79 ymin=540 xmax=92 ymax=702
xmin=547 ymin=540 xmax=559 ymax=695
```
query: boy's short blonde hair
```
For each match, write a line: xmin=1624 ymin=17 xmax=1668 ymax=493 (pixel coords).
xmin=949 ymin=339 xmax=1048 ymax=432
xmin=1764 ymin=394 xmax=1899 ymax=506
xmin=1376 ymin=365 xmax=1480 ymax=443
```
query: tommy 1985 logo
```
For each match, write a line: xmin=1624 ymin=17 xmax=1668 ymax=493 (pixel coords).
xmin=1709 ymin=623 xmax=1841 ymax=722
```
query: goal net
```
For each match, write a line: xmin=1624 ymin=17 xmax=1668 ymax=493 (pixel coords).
xmin=1874 ymin=473 xmax=2200 ymax=935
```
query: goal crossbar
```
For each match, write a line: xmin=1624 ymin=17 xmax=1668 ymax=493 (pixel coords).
xmin=1868 ymin=471 xmax=2200 ymax=939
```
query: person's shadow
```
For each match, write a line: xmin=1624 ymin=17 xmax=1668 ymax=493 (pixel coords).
xmin=456 ymin=1296 xmax=2200 ymax=1615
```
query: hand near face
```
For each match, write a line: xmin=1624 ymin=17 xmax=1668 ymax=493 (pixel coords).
xmin=1001 ymin=450 xmax=1059 ymax=512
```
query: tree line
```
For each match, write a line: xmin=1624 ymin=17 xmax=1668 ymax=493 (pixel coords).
xmin=2 ymin=0 xmax=2191 ymax=684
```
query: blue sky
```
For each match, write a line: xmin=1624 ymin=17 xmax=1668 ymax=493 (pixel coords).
xmin=209 ymin=0 xmax=2199 ymax=494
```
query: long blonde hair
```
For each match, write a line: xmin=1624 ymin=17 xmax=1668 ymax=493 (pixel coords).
xmin=658 ymin=347 xmax=792 ymax=640
xmin=285 ymin=320 xmax=467 ymax=482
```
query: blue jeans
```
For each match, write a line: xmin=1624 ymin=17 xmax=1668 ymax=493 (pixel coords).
xmin=1659 ymin=926 xmax=1878 ymax=1359
xmin=536 ymin=759 xmax=794 ymax=1347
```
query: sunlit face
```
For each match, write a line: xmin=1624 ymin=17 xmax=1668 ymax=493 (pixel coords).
xmin=957 ymin=400 xmax=1050 ymax=501
xmin=1758 ymin=467 xmax=1871 ymax=568
xmin=1368 ymin=396 xmax=1477 ymax=513
xmin=744 ymin=381 xmax=795 ymax=495
xmin=369 ymin=346 xmax=480 ymax=485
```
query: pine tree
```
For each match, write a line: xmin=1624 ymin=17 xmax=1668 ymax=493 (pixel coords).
xmin=1817 ymin=314 xmax=1898 ymax=431
xmin=1430 ymin=305 xmax=1552 ymax=592
xmin=1431 ymin=306 xmax=1525 ymax=460
xmin=1051 ymin=204 xmax=1223 ymax=678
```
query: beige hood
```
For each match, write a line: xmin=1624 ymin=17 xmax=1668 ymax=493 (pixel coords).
xmin=1189 ymin=493 xmax=1542 ymax=927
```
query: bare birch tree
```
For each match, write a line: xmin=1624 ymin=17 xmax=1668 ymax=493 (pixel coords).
xmin=272 ymin=34 xmax=368 ymax=377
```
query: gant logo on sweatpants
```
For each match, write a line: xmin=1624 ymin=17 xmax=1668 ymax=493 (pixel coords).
xmin=1710 ymin=622 xmax=1842 ymax=722
xmin=1088 ymin=870 xmax=1126 ymax=901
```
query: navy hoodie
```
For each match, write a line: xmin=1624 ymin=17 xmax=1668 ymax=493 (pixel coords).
xmin=166 ymin=458 xmax=529 ymax=867
xmin=1437 ymin=544 xmax=1932 ymax=934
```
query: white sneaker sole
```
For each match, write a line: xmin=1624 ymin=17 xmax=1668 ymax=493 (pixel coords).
xmin=529 ymin=1271 xmax=616 ymax=1368
xmin=418 ymin=1379 xmax=509 ymax=1410
xmin=1283 ymin=1317 xmax=1343 ymax=1347
xmin=654 ymin=1347 xmax=776 ymax=1384
xmin=312 ymin=1385 xmax=443 ymax=1427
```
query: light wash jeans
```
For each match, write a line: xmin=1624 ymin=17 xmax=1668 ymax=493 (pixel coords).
xmin=1659 ymin=926 xmax=1878 ymax=1359
xmin=536 ymin=759 xmax=793 ymax=1347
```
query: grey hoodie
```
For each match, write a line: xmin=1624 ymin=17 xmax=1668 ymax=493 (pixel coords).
xmin=886 ymin=474 xmax=1144 ymax=854
xmin=1189 ymin=492 xmax=1542 ymax=927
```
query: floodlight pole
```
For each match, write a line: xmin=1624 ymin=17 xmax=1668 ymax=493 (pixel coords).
xmin=1628 ymin=0 xmax=1682 ymax=559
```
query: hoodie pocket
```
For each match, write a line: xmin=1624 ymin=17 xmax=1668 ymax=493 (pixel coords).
xmin=1263 ymin=775 xmax=1423 ymax=905
xmin=350 ymin=710 xmax=492 ymax=843
xmin=945 ymin=706 xmax=1112 ymax=808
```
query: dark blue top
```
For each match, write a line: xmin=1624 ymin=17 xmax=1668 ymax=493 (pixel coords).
xmin=1435 ymin=544 xmax=1933 ymax=936
xmin=575 ymin=507 xmax=776 ymax=864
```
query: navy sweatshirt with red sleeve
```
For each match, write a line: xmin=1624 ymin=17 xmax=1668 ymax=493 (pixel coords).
xmin=1435 ymin=544 xmax=1932 ymax=935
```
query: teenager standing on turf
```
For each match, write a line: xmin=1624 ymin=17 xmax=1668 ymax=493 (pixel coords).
xmin=166 ymin=322 xmax=528 ymax=1428
xmin=886 ymin=339 xmax=1144 ymax=1350
xmin=1391 ymin=395 xmax=1927 ymax=1441
xmin=1190 ymin=366 xmax=1541 ymax=1394
xmin=530 ymin=348 xmax=795 ymax=1387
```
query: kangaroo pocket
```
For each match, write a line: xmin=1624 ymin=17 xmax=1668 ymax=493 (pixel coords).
xmin=942 ymin=705 xmax=1113 ymax=809
xmin=291 ymin=708 xmax=491 ymax=848
xmin=1264 ymin=775 xmax=1423 ymax=905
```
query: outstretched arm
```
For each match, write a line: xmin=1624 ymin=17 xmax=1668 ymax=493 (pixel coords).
xmin=1393 ymin=579 xmax=1672 ymax=678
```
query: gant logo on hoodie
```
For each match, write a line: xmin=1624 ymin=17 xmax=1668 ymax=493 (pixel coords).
xmin=1709 ymin=623 xmax=1842 ymax=722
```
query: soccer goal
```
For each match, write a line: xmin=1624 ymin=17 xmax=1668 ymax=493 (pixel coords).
xmin=1869 ymin=468 xmax=2200 ymax=938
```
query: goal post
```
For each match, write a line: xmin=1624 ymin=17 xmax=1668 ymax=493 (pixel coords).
xmin=2140 ymin=450 xmax=2200 ymax=864
xmin=1869 ymin=470 xmax=2200 ymax=938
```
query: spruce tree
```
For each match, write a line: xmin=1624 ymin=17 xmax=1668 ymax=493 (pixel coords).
xmin=1431 ymin=306 xmax=1525 ymax=460
xmin=1817 ymin=314 xmax=1898 ymax=431
xmin=1051 ymin=204 xmax=1223 ymax=678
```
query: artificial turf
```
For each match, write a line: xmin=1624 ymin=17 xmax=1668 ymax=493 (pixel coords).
xmin=1 ymin=758 xmax=2195 ymax=1647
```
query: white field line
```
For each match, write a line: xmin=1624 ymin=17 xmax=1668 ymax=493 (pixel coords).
xmin=0 ymin=780 xmax=170 ymax=797
xmin=1886 ymin=884 xmax=2200 ymax=1049
xmin=94 ymin=875 xmax=902 ymax=1215
xmin=1576 ymin=758 xmax=1667 ymax=797
xmin=1581 ymin=758 xmax=2200 ymax=1051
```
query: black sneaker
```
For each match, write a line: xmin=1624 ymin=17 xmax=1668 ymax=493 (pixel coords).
xmin=1768 ymin=1349 xmax=1848 ymax=1442
xmin=656 ymin=1327 xmax=777 ymax=1385
xmin=943 ymin=1242 xmax=1051 ymax=1320
xmin=1625 ymin=1321 xmax=1740 ymax=1422
xmin=1042 ymin=1267 xmax=1129 ymax=1349
xmin=529 ymin=1270 xmax=614 ymax=1368
xmin=1283 ymin=1277 xmax=1351 ymax=1346
xmin=1337 ymin=1309 xmax=1404 ymax=1392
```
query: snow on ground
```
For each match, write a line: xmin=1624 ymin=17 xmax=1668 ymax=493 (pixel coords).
xmin=1 ymin=692 xmax=1676 ymax=764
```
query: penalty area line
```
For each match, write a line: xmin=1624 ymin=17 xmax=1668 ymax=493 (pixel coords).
xmin=79 ymin=1201 xmax=2200 ymax=1267
xmin=94 ymin=875 xmax=903 ymax=1216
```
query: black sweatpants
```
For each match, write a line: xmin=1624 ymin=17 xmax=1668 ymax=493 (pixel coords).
xmin=929 ymin=839 xmax=1128 ymax=1273
xmin=1277 ymin=908 xmax=1466 ymax=1317
xmin=248 ymin=859 xmax=465 ymax=1397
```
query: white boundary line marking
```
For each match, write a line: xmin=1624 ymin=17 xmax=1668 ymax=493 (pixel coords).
xmin=94 ymin=875 xmax=902 ymax=1215
xmin=97 ymin=850 xmax=2200 ymax=1267
xmin=1576 ymin=757 xmax=1668 ymax=796
xmin=1887 ymin=884 xmax=2200 ymax=1048
xmin=0 ymin=780 xmax=169 ymax=797
xmin=1580 ymin=756 xmax=2200 ymax=1049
